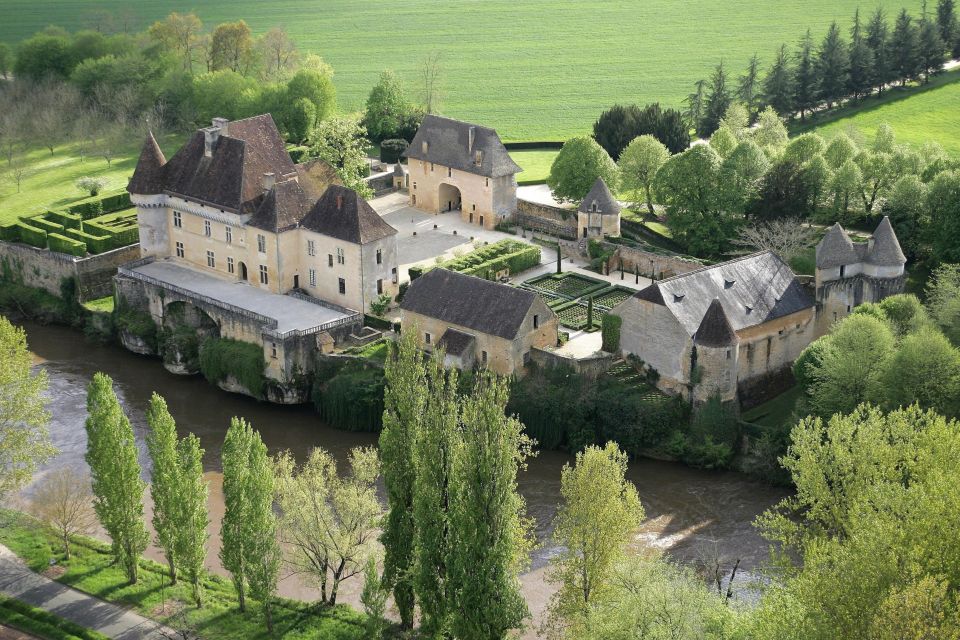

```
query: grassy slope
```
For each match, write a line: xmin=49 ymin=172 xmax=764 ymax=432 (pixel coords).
xmin=0 ymin=0 xmax=924 ymax=141
xmin=0 ymin=511 xmax=369 ymax=640
xmin=794 ymin=69 xmax=960 ymax=154
xmin=0 ymin=134 xmax=184 ymax=225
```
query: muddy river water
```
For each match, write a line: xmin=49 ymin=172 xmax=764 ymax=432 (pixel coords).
xmin=13 ymin=320 xmax=787 ymax=632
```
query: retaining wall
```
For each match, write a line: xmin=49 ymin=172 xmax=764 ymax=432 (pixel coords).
xmin=0 ymin=240 xmax=141 ymax=302
xmin=603 ymin=243 xmax=702 ymax=280
xmin=530 ymin=347 xmax=615 ymax=378
xmin=516 ymin=198 xmax=578 ymax=239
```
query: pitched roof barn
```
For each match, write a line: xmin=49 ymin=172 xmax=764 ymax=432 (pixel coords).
xmin=402 ymin=114 xmax=522 ymax=178
xmin=400 ymin=269 xmax=542 ymax=340
xmin=627 ymin=251 xmax=814 ymax=336
xmin=579 ymin=177 xmax=620 ymax=216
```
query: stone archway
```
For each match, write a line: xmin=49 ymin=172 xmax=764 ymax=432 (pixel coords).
xmin=438 ymin=183 xmax=462 ymax=213
xmin=161 ymin=301 xmax=221 ymax=375
xmin=238 ymin=261 xmax=248 ymax=281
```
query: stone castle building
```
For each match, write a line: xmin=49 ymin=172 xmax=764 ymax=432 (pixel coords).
xmin=610 ymin=216 xmax=906 ymax=406
xmin=577 ymin=177 xmax=621 ymax=240
xmin=128 ymin=114 xmax=399 ymax=314
xmin=400 ymin=268 xmax=558 ymax=376
xmin=402 ymin=114 xmax=522 ymax=230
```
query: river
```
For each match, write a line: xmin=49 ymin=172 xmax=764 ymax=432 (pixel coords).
xmin=12 ymin=319 xmax=787 ymax=633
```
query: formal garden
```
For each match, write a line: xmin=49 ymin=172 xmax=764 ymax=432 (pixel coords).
xmin=408 ymin=238 xmax=541 ymax=280
xmin=519 ymin=272 xmax=635 ymax=332
xmin=0 ymin=189 xmax=139 ymax=257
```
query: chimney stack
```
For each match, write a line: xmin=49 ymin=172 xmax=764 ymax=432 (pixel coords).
xmin=262 ymin=172 xmax=276 ymax=193
xmin=203 ymin=117 xmax=229 ymax=158
xmin=468 ymin=126 xmax=476 ymax=152
xmin=212 ymin=117 xmax=229 ymax=135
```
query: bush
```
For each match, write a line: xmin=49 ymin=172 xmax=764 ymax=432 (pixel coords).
xmin=312 ymin=362 xmax=385 ymax=432
xmin=64 ymin=228 xmax=112 ymax=254
xmin=16 ymin=223 xmax=47 ymax=248
xmin=364 ymin=314 xmax=392 ymax=331
xmin=287 ymin=145 xmax=310 ymax=163
xmin=380 ymin=139 xmax=408 ymax=163
xmin=24 ymin=216 xmax=65 ymax=236
xmin=45 ymin=209 xmax=83 ymax=229
xmin=199 ymin=337 xmax=266 ymax=399
xmin=601 ymin=314 xmax=621 ymax=352
xmin=47 ymin=233 xmax=86 ymax=257
xmin=0 ymin=223 xmax=19 ymax=242
xmin=115 ymin=307 xmax=158 ymax=350
xmin=75 ymin=176 xmax=107 ymax=197
xmin=65 ymin=190 xmax=131 ymax=219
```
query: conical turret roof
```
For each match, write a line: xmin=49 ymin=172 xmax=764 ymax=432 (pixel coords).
xmin=694 ymin=298 xmax=738 ymax=347
xmin=127 ymin=132 xmax=167 ymax=195
xmin=867 ymin=216 xmax=906 ymax=266
xmin=578 ymin=177 xmax=621 ymax=216
xmin=815 ymin=223 xmax=859 ymax=269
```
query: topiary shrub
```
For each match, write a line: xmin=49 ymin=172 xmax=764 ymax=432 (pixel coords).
xmin=601 ymin=314 xmax=621 ymax=352
xmin=199 ymin=337 xmax=266 ymax=399
xmin=380 ymin=139 xmax=408 ymax=164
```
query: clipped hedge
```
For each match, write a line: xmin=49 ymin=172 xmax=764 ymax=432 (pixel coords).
xmin=65 ymin=228 xmax=112 ymax=254
xmin=364 ymin=314 xmax=393 ymax=331
xmin=410 ymin=239 xmax=541 ymax=280
xmin=83 ymin=220 xmax=139 ymax=250
xmin=48 ymin=233 xmax=87 ymax=257
xmin=459 ymin=246 xmax=541 ymax=277
xmin=16 ymin=223 xmax=47 ymax=248
xmin=0 ymin=222 xmax=19 ymax=242
xmin=45 ymin=208 xmax=83 ymax=229
xmin=199 ymin=337 xmax=266 ymax=399
xmin=601 ymin=314 xmax=622 ymax=352
xmin=64 ymin=190 xmax=131 ymax=219
xmin=24 ymin=216 xmax=65 ymax=235
xmin=380 ymin=139 xmax=408 ymax=163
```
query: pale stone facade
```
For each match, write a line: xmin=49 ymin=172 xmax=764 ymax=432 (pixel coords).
xmin=403 ymin=115 xmax=522 ymax=230
xmin=576 ymin=177 xmax=621 ymax=239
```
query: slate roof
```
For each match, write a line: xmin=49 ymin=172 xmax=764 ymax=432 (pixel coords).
xmin=127 ymin=132 xmax=167 ymax=195
xmin=816 ymin=223 xmax=860 ymax=269
xmin=629 ymin=251 xmax=813 ymax=336
xmin=867 ymin=216 xmax=907 ymax=266
xmin=247 ymin=179 xmax=314 ymax=233
xmin=300 ymin=185 xmax=398 ymax=244
xmin=437 ymin=328 xmax=476 ymax=356
xmin=402 ymin=114 xmax=522 ymax=178
xmin=401 ymin=269 xmax=541 ymax=340
xmin=135 ymin=114 xmax=297 ymax=214
xmin=694 ymin=298 xmax=738 ymax=347
xmin=393 ymin=162 xmax=406 ymax=176
xmin=578 ymin=178 xmax=620 ymax=216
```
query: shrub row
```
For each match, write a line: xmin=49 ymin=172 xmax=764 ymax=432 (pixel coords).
xmin=0 ymin=222 xmax=19 ymax=242
xmin=199 ymin=337 xmax=266 ymax=399
xmin=84 ymin=219 xmax=139 ymax=249
xmin=16 ymin=223 xmax=47 ymax=248
xmin=44 ymin=208 xmax=83 ymax=229
xmin=48 ymin=233 xmax=87 ymax=257
xmin=24 ymin=215 xmax=65 ymax=235
xmin=60 ymin=190 xmax=131 ymax=219
xmin=458 ymin=245 xmax=541 ymax=277
xmin=64 ymin=228 xmax=112 ymax=254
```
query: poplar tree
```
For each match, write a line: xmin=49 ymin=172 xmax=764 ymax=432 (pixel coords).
xmin=84 ymin=373 xmax=149 ymax=584
xmin=793 ymin=30 xmax=818 ymax=120
xmin=763 ymin=45 xmax=794 ymax=117
xmin=379 ymin=329 xmax=427 ymax=628
xmin=413 ymin=351 xmax=460 ymax=637
xmin=176 ymin=433 xmax=208 ymax=608
xmin=867 ymin=8 xmax=893 ymax=91
xmin=848 ymin=9 xmax=876 ymax=99
xmin=449 ymin=372 xmax=534 ymax=640
xmin=146 ymin=393 xmax=180 ymax=584
xmin=817 ymin=22 xmax=850 ymax=108
xmin=891 ymin=9 xmax=921 ymax=85
xmin=220 ymin=417 xmax=252 ymax=612
xmin=244 ymin=427 xmax=281 ymax=632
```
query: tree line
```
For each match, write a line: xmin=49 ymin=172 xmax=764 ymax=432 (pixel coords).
xmin=687 ymin=1 xmax=960 ymax=137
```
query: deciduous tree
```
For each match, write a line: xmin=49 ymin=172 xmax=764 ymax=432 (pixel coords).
xmin=29 ymin=468 xmax=95 ymax=560
xmin=84 ymin=372 xmax=149 ymax=584
xmin=176 ymin=433 xmax=208 ymax=608
xmin=363 ymin=70 xmax=413 ymax=143
xmin=618 ymin=134 xmax=669 ymax=215
xmin=209 ymin=20 xmax=255 ymax=75
xmin=547 ymin=136 xmax=619 ymax=203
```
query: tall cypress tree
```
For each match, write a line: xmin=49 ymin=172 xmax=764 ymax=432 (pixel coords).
xmin=379 ymin=329 xmax=427 ymax=628
xmin=85 ymin=373 xmax=149 ymax=585
xmin=146 ymin=393 xmax=181 ymax=584
xmin=738 ymin=54 xmax=762 ymax=121
xmin=848 ymin=9 xmax=876 ymax=99
xmin=891 ymin=9 xmax=921 ymax=85
xmin=763 ymin=44 xmax=795 ymax=116
xmin=919 ymin=8 xmax=947 ymax=81
xmin=817 ymin=22 xmax=850 ymax=108
xmin=794 ymin=30 xmax=818 ymax=120
xmin=867 ymin=8 xmax=893 ymax=92
xmin=412 ymin=351 xmax=459 ymax=637
xmin=701 ymin=61 xmax=732 ymax=137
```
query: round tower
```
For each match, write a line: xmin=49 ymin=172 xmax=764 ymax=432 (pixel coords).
xmin=691 ymin=298 xmax=740 ymax=405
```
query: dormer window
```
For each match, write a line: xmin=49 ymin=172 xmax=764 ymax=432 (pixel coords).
xmin=590 ymin=202 xmax=598 ymax=212
xmin=673 ymin=293 xmax=684 ymax=302
xmin=474 ymin=150 xmax=483 ymax=166
xmin=745 ymin=305 xmax=753 ymax=314
xmin=422 ymin=141 xmax=429 ymax=154
xmin=724 ymin=279 xmax=735 ymax=289
xmin=839 ymin=265 xmax=846 ymax=277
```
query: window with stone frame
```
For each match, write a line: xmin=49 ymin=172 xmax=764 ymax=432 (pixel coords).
xmin=257 ymin=234 xmax=267 ymax=253
xmin=259 ymin=264 xmax=268 ymax=284
xmin=307 ymin=239 xmax=316 ymax=256
xmin=206 ymin=250 xmax=215 ymax=268
xmin=338 ymin=277 xmax=346 ymax=294
xmin=173 ymin=211 xmax=182 ymax=228
xmin=225 ymin=226 xmax=232 ymax=244
xmin=204 ymin=220 xmax=211 ymax=237
xmin=227 ymin=256 xmax=234 ymax=273
xmin=175 ymin=241 xmax=184 ymax=258
xmin=309 ymin=268 xmax=316 ymax=287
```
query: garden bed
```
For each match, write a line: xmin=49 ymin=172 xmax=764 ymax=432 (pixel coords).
xmin=521 ymin=272 xmax=609 ymax=300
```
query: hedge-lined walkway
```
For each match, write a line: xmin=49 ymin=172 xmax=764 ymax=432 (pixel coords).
xmin=0 ymin=545 xmax=171 ymax=640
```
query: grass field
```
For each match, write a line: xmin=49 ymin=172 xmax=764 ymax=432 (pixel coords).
xmin=796 ymin=69 xmax=960 ymax=154
xmin=0 ymin=134 xmax=184 ymax=224
xmin=512 ymin=149 xmax=558 ymax=183
xmin=0 ymin=0 xmax=926 ymax=141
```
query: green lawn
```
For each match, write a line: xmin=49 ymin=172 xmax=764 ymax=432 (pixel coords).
xmin=512 ymin=149 xmax=559 ymax=183
xmin=0 ymin=0 xmax=924 ymax=141
xmin=742 ymin=386 xmax=804 ymax=429
xmin=794 ymin=69 xmax=960 ymax=154
xmin=0 ymin=510 xmax=371 ymax=640
xmin=0 ymin=134 xmax=184 ymax=225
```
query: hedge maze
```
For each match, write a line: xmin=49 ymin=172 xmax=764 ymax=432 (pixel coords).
xmin=0 ymin=190 xmax=139 ymax=257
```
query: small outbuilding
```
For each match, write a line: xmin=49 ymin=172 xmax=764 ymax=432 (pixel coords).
xmin=577 ymin=177 xmax=620 ymax=239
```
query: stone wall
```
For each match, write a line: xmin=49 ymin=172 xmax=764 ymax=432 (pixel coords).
xmin=0 ymin=240 xmax=140 ymax=302
xmin=602 ymin=244 xmax=701 ymax=280
xmin=530 ymin=347 xmax=615 ymax=378
xmin=364 ymin=172 xmax=395 ymax=197
xmin=516 ymin=198 xmax=577 ymax=239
